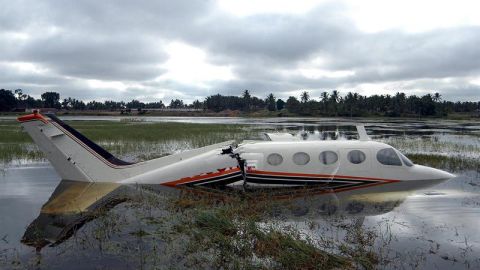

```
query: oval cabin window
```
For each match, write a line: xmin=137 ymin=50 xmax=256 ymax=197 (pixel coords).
xmin=267 ymin=153 xmax=283 ymax=166
xmin=347 ymin=150 xmax=366 ymax=164
xmin=293 ymin=152 xmax=310 ymax=165
xmin=376 ymin=148 xmax=402 ymax=166
xmin=319 ymin=151 xmax=338 ymax=165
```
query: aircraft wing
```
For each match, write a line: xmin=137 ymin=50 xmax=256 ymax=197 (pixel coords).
xmin=151 ymin=140 xmax=236 ymax=167
xmin=264 ymin=133 xmax=300 ymax=141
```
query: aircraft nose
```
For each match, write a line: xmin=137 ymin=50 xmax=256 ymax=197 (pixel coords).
xmin=433 ymin=168 xmax=455 ymax=180
xmin=415 ymin=165 xmax=455 ymax=180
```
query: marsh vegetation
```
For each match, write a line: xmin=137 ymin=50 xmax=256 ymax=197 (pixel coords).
xmin=0 ymin=120 xmax=259 ymax=164
xmin=1 ymin=117 xmax=479 ymax=269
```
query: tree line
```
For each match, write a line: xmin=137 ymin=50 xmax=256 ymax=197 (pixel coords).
xmin=1 ymin=88 xmax=479 ymax=117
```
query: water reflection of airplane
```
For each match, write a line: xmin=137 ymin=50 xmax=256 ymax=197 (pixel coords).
xmin=22 ymin=178 xmax=441 ymax=250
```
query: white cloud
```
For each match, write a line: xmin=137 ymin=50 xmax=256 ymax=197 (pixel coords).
xmin=0 ymin=0 xmax=479 ymax=102
xmin=470 ymin=77 xmax=480 ymax=86
xmin=219 ymin=0 xmax=480 ymax=33
xmin=158 ymin=42 xmax=235 ymax=88
xmin=347 ymin=0 xmax=480 ymax=33
xmin=0 ymin=61 xmax=50 ymax=75
xmin=86 ymin=79 xmax=128 ymax=92
xmin=344 ymin=81 xmax=425 ymax=97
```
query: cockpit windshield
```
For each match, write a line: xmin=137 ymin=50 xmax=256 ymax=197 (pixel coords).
xmin=377 ymin=148 xmax=402 ymax=166
xmin=397 ymin=151 xmax=414 ymax=167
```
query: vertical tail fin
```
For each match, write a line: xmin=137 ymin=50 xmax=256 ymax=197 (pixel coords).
xmin=18 ymin=113 xmax=134 ymax=182
xmin=18 ymin=112 xmax=239 ymax=184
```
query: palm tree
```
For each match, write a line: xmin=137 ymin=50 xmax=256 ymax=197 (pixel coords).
xmin=330 ymin=90 xmax=339 ymax=103
xmin=330 ymin=90 xmax=339 ymax=116
xmin=320 ymin=92 xmax=329 ymax=115
xmin=432 ymin=92 xmax=443 ymax=116
xmin=266 ymin=93 xmax=276 ymax=111
xmin=243 ymin=89 xmax=251 ymax=100
xmin=345 ymin=92 xmax=356 ymax=117
xmin=320 ymin=92 xmax=329 ymax=102
xmin=433 ymin=92 xmax=442 ymax=102
xmin=242 ymin=90 xmax=251 ymax=111
xmin=300 ymin=91 xmax=310 ymax=103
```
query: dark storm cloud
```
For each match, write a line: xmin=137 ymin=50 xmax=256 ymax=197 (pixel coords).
xmin=0 ymin=0 xmax=211 ymax=83
xmin=334 ymin=27 xmax=480 ymax=82
xmin=0 ymin=0 xmax=479 ymax=101
xmin=191 ymin=5 xmax=353 ymax=65
xmin=189 ymin=9 xmax=480 ymax=94
xmin=17 ymin=34 xmax=167 ymax=81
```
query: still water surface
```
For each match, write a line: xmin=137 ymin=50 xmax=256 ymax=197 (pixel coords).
xmin=1 ymin=117 xmax=479 ymax=269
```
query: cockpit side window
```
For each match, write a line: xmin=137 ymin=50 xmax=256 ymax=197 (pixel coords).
xmin=376 ymin=148 xmax=402 ymax=166
xmin=347 ymin=150 xmax=366 ymax=164
xmin=397 ymin=151 xmax=414 ymax=167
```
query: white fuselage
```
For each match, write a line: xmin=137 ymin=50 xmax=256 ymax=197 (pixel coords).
xmin=18 ymin=113 xmax=455 ymax=191
xmin=232 ymin=140 xmax=454 ymax=190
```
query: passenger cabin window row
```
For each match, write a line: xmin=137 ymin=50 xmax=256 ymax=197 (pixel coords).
xmin=267 ymin=151 xmax=339 ymax=166
xmin=266 ymin=148 xmax=414 ymax=167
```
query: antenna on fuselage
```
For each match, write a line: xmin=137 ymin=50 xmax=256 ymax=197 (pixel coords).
xmin=356 ymin=125 xmax=371 ymax=141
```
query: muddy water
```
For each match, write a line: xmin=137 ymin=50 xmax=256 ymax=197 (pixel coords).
xmin=1 ymin=117 xmax=480 ymax=269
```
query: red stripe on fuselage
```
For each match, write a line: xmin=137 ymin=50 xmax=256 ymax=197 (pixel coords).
xmin=162 ymin=167 xmax=241 ymax=187
xmin=247 ymin=169 xmax=400 ymax=183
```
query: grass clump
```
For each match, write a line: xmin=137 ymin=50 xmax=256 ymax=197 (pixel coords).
xmin=194 ymin=211 xmax=237 ymax=236
xmin=254 ymin=230 xmax=351 ymax=270
xmin=167 ymin=192 xmax=355 ymax=270
xmin=0 ymin=144 xmax=43 ymax=164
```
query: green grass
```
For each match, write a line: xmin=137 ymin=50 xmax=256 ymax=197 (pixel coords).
xmin=384 ymin=136 xmax=480 ymax=172
xmin=68 ymin=121 xmax=252 ymax=142
xmin=166 ymin=193 xmax=355 ymax=269
xmin=408 ymin=153 xmax=480 ymax=172
xmin=0 ymin=120 xmax=259 ymax=164
xmin=0 ymin=120 xmax=255 ymax=144
xmin=0 ymin=121 xmax=32 ymax=143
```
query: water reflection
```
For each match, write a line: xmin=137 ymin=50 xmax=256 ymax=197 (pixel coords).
xmin=22 ymin=181 xmax=126 ymax=250
xmin=22 ymin=178 xmax=445 ymax=251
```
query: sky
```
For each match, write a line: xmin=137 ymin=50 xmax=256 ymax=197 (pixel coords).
xmin=1 ymin=0 xmax=480 ymax=103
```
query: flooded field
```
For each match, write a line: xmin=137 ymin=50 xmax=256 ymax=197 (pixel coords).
xmin=1 ymin=116 xmax=479 ymax=269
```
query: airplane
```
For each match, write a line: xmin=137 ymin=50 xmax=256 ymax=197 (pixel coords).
xmin=17 ymin=112 xmax=455 ymax=191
